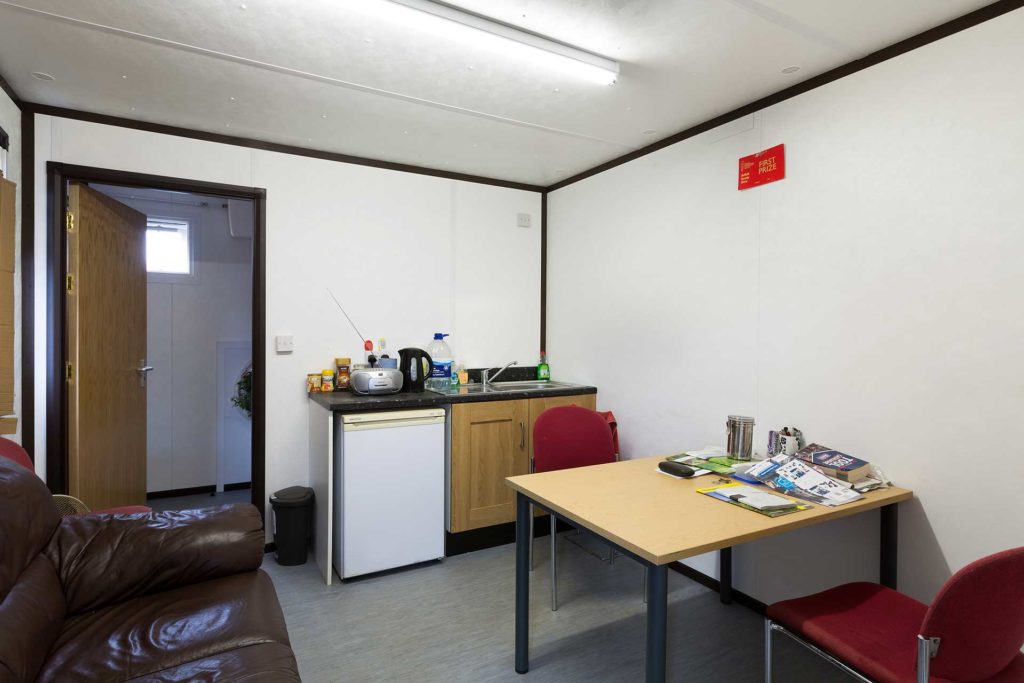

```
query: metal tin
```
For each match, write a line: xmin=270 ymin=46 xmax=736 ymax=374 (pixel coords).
xmin=726 ymin=415 xmax=755 ymax=461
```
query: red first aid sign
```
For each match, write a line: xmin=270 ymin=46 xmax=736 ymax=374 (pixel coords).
xmin=738 ymin=144 xmax=785 ymax=190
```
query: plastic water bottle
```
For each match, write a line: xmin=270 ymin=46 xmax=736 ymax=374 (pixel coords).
xmin=426 ymin=333 xmax=453 ymax=392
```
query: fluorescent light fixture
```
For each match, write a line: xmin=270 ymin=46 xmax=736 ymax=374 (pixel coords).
xmin=380 ymin=0 xmax=619 ymax=85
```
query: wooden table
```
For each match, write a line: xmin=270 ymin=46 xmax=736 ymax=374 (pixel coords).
xmin=505 ymin=456 xmax=913 ymax=682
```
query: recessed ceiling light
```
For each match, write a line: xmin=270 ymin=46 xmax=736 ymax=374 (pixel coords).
xmin=321 ymin=114 xmax=328 ymax=119
xmin=121 ymin=74 xmax=128 ymax=79
xmin=642 ymin=129 xmax=656 ymax=135
xmin=239 ymin=3 xmax=247 ymax=9
xmin=403 ymin=130 xmax=409 ymax=135
xmin=226 ymin=123 xmax=231 ymax=128
xmin=782 ymin=66 xmax=800 ymax=74
xmin=229 ymin=96 xmax=236 ymax=101
xmin=130 ymin=106 xmax=136 ymax=111
xmin=31 ymin=71 xmax=55 ymax=81
xmin=553 ymin=88 xmax=560 ymax=93
xmin=364 ymin=38 xmax=373 ymax=44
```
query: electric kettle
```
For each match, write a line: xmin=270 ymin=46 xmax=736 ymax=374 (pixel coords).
xmin=398 ymin=348 xmax=433 ymax=392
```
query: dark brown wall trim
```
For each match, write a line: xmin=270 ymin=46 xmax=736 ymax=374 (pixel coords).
xmin=24 ymin=103 xmax=544 ymax=193
xmin=20 ymin=109 xmax=34 ymax=458
xmin=0 ymin=70 xmax=22 ymax=109
xmin=548 ymin=0 xmax=1024 ymax=192
xmin=539 ymin=192 xmax=547 ymax=352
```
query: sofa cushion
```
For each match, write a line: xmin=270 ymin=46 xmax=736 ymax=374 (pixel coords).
xmin=37 ymin=570 xmax=298 ymax=682
xmin=126 ymin=642 xmax=300 ymax=682
xmin=46 ymin=504 xmax=265 ymax=615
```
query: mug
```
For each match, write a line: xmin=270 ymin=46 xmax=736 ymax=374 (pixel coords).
xmin=779 ymin=434 xmax=799 ymax=456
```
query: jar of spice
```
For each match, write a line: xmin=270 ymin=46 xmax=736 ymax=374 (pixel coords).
xmin=321 ymin=369 xmax=335 ymax=392
xmin=334 ymin=357 xmax=351 ymax=391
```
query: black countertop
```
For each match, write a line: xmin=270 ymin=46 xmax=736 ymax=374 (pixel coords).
xmin=309 ymin=383 xmax=596 ymax=413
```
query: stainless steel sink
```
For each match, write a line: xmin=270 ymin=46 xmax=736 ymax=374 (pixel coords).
xmin=486 ymin=381 xmax=572 ymax=392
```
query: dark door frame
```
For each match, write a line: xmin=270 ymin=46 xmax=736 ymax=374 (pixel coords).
xmin=44 ymin=162 xmax=267 ymax=517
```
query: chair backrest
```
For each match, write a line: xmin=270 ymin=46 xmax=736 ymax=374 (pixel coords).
xmin=920 ymin=546 xmax=1024 ymax=681
xmin=0 ymin=437 xmax=34 ymax=471
xmin=533 ymin=406 xmax=616 ymax=473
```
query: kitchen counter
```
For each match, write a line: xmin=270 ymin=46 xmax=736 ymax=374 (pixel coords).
xmin=309 ymin=382 xmax=596 ymax=413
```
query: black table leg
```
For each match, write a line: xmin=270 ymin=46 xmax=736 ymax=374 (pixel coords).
xmin=645 ymin=564 xmax=668 ymax=683
xmin=515 ymin=492 xmax=530 ymax=674
xmin=880 ymin=503 xmax=898 ymax=589
xmin=719 ymin=547 xmax=733 ymax=604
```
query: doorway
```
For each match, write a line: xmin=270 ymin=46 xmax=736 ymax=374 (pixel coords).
xmin=45 ymin=163 xmax=266 ymax=517
xmin=91 ymin=184 xmax=253 ymax=509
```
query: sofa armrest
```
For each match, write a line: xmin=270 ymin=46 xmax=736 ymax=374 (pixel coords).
xmin=45 ymin=503 xmax=265 ymax=614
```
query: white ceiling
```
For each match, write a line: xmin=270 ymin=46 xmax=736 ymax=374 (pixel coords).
xmin=0 ymin=0 xmax=995 ymax=186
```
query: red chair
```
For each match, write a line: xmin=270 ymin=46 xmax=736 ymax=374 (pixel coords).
xmin=0 ymin=437 xmax=151 ymax=516
xmin=532 ymin=405 xmax=617 ymax=611
xmin=765 ymin=547 xmax=1024 ymax=682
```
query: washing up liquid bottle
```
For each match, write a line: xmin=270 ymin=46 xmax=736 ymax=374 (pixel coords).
xmin=426 ymin=333 xmax=453 ymax=392
xmin=537 ymin=351 xmax=550 ymax=381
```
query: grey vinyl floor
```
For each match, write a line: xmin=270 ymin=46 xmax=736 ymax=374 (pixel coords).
xmin=147 ymin=488 xmax=251 ymax=512
xmin=261 ymin=536 xmax=846 ymax=683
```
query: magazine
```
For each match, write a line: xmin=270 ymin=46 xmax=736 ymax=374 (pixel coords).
xmin=746 ymin=455 xmax=862 ymax=506
xmin=697 ymin=482 xmax=810 ymax=517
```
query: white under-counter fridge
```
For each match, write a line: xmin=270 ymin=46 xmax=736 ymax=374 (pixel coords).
xmin=332 ymin=408 xmax=446 ymax=579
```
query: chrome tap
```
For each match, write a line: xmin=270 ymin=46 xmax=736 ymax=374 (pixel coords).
xmin=482 ymin=360 xmax=518 ymax=385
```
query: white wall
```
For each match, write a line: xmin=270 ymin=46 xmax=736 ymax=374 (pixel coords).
xmin=94 ymin=189 xmax=253 ymax=493
xmin=0 ymin=89 xmax=21 ymax=446
xmin=548 ymin=9 xmax=1024 ymax=605
xmin=33 ymin=117 xmax=542 ymax=534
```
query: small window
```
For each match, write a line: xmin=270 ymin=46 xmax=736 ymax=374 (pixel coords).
xmin=146 ymin=218 xmax=191 ymax=275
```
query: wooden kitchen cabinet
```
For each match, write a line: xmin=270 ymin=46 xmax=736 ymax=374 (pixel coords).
xmin=449 ymin=393 xmax=598 ymax=532
xmin=450 ymin=399 xmax=530 ymax=532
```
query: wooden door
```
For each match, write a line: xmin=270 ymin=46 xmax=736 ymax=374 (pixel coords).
xmin=450 ymin=399 xmax=529 ymax=532
xmin=66 ymin=183 xmax=148 ymax=509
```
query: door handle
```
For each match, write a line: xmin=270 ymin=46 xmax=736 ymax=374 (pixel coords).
xmin=520 ymin=421 xmax=525 ymax=449
xmin=136 ymin=360 xmax=154 ymax=388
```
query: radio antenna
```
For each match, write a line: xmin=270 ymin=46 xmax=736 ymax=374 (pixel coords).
xmin=327 ymin=288 xmax=368 ymax=346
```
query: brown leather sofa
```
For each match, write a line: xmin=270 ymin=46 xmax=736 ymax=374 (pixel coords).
xmin=0 ymin=457 xmax=300 ymax=682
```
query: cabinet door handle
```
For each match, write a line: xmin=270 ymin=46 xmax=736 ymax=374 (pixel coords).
xmin=520 ymin=422 xmax=525 ymax=449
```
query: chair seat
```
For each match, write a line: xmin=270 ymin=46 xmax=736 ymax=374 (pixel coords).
xmin=768 ymin=582 xmax=928 ymax=683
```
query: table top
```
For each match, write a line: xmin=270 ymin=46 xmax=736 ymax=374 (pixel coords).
xmin=506 ymin=456 xmax=913 ymax=565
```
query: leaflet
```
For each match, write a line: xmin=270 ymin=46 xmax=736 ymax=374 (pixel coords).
xmin=747 ymin=455 xmax=862 ymax=506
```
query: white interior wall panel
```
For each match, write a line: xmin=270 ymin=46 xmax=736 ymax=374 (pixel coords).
xmin=33 ymin=115 xmax=540 ymax=534
xmin=547 ymin=9 xmax=1024 ymax=605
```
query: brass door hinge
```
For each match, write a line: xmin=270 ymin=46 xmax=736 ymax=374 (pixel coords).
xmin=65 ymin=361 xmax=74 ymax=382
xmin=65 ymin=274 xmax=74 ymax=292
xmin=65 ymin=211 xmax=75 ymax=232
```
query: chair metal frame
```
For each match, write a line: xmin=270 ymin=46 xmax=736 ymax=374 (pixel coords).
xmin=527 ymin=442 xmax=625 ymax=611
xmin=764 ymin=618 xmax=940 ymax=683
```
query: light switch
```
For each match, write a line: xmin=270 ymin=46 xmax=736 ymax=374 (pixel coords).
xmin=275 ymin=335 xmax=294 ymax=354
xmin=517 ymin=212 xmax=532 ymax=228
